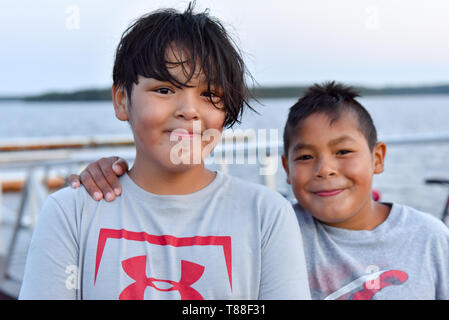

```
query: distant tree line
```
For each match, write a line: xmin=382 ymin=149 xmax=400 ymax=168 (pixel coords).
xmin=251 ymin=85 xmax=449 ymax=99
xmin=1 ymin=84 xmax=448 ymax=102
xmin=23 ymin=89 xmax=112 ymax=101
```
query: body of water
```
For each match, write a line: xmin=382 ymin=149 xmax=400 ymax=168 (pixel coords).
xmin=1 ymin=95 xmax=449 ymax=217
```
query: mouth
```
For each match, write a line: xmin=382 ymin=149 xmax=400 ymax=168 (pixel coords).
xmin=166 ymin=129 xmax=202 ymax=140
xmin=313 ymin=189 xmax=344 ymax=197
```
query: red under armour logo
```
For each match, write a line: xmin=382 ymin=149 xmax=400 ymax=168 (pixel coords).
xmin=119 ymin=255 xmax=205 ymax=300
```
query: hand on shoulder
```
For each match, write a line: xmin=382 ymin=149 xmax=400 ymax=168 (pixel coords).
xmin=68 ymin=156 xmax=128 ymax=201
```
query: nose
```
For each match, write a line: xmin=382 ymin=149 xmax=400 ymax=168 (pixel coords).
xmin=315 ymin=156 xmax=337 ymax=179
xmin=174 ymin=90 xmax=200 ymax=121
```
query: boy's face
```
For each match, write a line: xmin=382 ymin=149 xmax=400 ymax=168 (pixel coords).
xmin=282 ymin=112 xmax=386 ymax=229
xmin=112 ymin=49 xmax=226 ymax=173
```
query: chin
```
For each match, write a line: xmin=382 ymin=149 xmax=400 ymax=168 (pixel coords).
xmin=304 ymin=203 xmax=353 ymax=225
xmin=165 ymin=161 xmax=203 ymax=173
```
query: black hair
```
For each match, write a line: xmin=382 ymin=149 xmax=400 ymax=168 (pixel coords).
xmin=283 ymin=81 xmax=378 ymax=156
xmin=112 ymin=2 xmax=254 ymax=128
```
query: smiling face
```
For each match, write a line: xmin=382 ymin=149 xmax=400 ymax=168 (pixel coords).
xmin=282 ymin=112 xmax=387 ymax=229
xmin=113 ymin=50 xmax=226 ymax=175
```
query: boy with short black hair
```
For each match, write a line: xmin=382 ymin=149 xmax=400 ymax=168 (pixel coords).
xmin=19 ymin=4 xmax=310 ymax=300
xmin=282 ymin=81 xmax=449 ymax=299
xmin=78 ymin=81 xmax=449 ymax=300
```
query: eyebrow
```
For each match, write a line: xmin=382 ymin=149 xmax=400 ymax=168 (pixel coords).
xmin=290 ymin=135 xmax=356 ymax=153
xmin=328 ymin=135 xmax=357 ymax=146
xmin=290 ymin=142 xmax=313 ymax=154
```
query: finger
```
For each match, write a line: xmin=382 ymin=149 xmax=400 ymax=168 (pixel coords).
xmin=112 ymin=157 xmax=129 ymax=176
xmin=80 ymin=170 xmax=104 ymax=201
xmin=86 ymin=161 xmax=117 ymax=202
xmin=68 ymin=174 xmax=81 ymax=188
xmin=98 ymin=157 xmax=124 ymax=196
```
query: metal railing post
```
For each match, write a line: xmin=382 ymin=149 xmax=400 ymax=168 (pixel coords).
xmin=2 ymin=167 xmax=33 ymax=279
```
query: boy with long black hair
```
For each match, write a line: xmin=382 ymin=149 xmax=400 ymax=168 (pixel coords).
xmin=19 ymin=4 xmax=310 ymax=300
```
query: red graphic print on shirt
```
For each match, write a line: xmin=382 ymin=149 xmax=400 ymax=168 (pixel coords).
xmin=351 ymin=270 xmax=408 ymax=300
xmin=119 ymin=255 xmax=205 ymax=300
xmin=94 ymin=228 xmax=232 ymax=300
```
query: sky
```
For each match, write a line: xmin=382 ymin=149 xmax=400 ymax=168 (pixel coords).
xmin=1 ymin=0 xmax=449 ymax=96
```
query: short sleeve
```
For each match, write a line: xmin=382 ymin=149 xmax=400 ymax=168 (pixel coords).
xmin=19 ymin=194 xmax=79 ymax=300
xmin=433 ymin=223 xmax=449 ymax=299
xmin=258 ymin=203 xmax=311 ymax=299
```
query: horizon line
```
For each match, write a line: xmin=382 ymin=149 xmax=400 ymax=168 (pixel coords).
xmin=1 ymin=82 xmax=449 ymax=100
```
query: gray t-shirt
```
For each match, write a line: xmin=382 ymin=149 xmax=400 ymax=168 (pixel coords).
xmin=294 ymin=202 xmax=449 ymax=300
xmin=19 ymin=171 xmax=311 ymax=300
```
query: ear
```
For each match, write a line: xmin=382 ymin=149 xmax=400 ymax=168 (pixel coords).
xmin=112 ymin=85 xmax=129 ymax=121
xmin=372 ymin=142 xmax=386 ymax=174
xmin=281 ymin=154 xmax=291 ymax=184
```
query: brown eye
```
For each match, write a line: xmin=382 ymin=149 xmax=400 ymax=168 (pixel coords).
xmin=296 ymin=155 xmax=313 ymax=161
xmin=202 ymin=91 xmax=221 ymax=102
xmin=337 ymin=149 xmax=352 ymax=155
xmin=154 ymin=87 xmax=173 ymax=94
xmin=202 ymin=92 xmax=225 ymax=110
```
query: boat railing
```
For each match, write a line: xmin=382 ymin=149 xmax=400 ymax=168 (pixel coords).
xmin=0 ymin=131 xmax=449 ymax=299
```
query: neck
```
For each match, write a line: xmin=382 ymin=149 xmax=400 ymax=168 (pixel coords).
xmin=326 ymin=197 xmax=391 ymax=231
xmin=128 ymin=156 xmax=216 ymax=195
